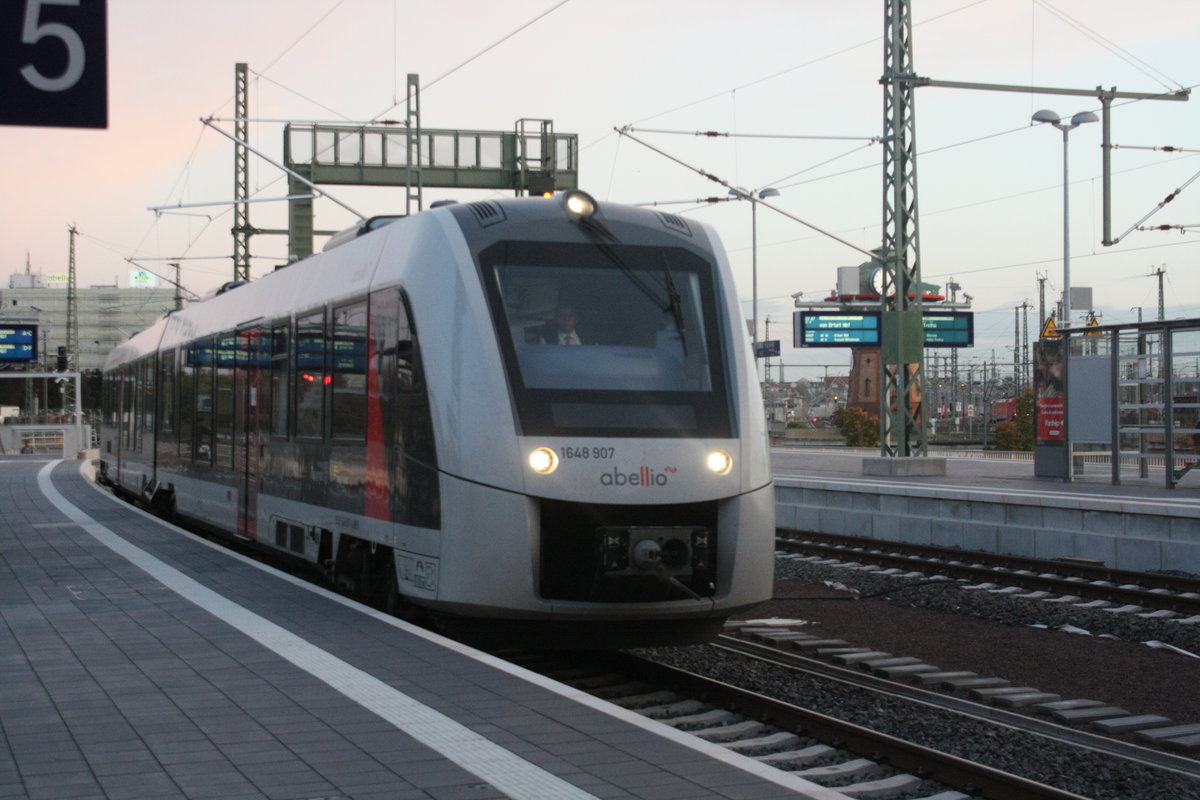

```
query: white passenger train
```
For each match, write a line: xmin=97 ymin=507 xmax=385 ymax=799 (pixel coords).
xmin=99 ymin=191 xmax=775 ymax=645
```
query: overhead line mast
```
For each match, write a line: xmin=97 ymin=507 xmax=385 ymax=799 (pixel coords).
xmin=879 ymin=0 xmax=926 ymax=459
xmin=878 ymin=3 xmax=1188 ymax=463
xmin=233 ymin=63 xmax=252 ymax=283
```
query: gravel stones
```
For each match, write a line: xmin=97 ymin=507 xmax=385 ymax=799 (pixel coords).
xmin=635 ymin=556 xmax=1200 ymax=800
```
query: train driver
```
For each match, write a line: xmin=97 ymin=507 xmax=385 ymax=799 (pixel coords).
xmin=539 ymin=304 xmax=589 ymax=345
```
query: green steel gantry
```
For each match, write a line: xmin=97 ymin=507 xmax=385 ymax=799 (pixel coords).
xmin=282 ymin=74 xmax=578 ymax=260
xmin=227 ymin=70 xmax=578 ymax=268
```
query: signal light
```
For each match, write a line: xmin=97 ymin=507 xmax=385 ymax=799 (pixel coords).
xmin=55 ymin=346 xmax=67 ymax=371
xmin=528 ymin=175 xmax=555 ymax=197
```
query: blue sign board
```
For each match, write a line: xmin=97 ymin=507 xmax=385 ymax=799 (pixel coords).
xmin=0 ymin=325 xmax=38 ymax=363
xmin=796 ymin=311 xmax=880 ymax=347
xmin=922 ymin=311 xmax=974 ymax=347
xmin=796 ymin=310 xmax=974 ymax=348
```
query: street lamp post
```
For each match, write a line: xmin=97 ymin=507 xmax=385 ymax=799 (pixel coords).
xmin=1031 ymin=109 xmax=1098 ymax=328
xmin=730 ymin=187 xmax=780 ymax=357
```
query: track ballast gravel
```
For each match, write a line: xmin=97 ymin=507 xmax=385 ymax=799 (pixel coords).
xmin=637 ymin=557 xmax=1200 ymax=800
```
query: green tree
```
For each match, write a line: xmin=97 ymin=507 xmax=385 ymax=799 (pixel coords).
xmin=832 ymin=406 xmax=880 ymax=447
xmin=993 ymin=389 xmax=1034 ymax=451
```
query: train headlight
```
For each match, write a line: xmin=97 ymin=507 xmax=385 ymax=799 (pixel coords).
xmin=705 ymin=449 xmax=733 ymax=475
xmin=528 ymin=447 xmax=559 ymax=475
xmin=563 ymin=190 xmax=597 ymax=219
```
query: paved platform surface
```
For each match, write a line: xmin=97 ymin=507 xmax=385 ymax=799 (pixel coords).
xmin=0 ymin=456 xmax=848 ymax=800
xmin=773 ymin=448 xmax=1200 ymax=511
xmin=772 ymin=448 xmax=1200 ymax=573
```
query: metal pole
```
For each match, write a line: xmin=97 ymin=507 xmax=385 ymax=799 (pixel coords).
xmin=1155 ymin=266 xmax=1166 ymax=320
xmin=1101 ymin=93 xmax=1114 ymax=246
xmin=74 ymin=372 xmax=82 ymax=428
xmin=1014 ymin=306 xmax=1020 ymax=389
xmin=751 ymin=198 xmax=759 ymax=359
xmin=1062 ymin=126 xmax=1071 ymax=328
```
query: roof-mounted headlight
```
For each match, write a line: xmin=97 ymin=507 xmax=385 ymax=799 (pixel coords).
xmin=563 ymin=190 xmax=597 ymax=219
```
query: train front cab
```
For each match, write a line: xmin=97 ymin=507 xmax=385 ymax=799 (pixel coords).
xmin=429 ymin=194 xmax=776 ymax=635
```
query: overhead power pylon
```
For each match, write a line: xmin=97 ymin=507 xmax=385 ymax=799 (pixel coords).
xmin=879 ymin=0 xmax=926 ymax=458
xmin=879 ymin=0 xmax=1188 ymax=461
xmin=232 ymin=62 xmax=251 ymax=283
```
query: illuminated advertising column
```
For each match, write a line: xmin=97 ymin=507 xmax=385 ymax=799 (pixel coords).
xmin=1033 ymin=338 xmax=1068 ymax=477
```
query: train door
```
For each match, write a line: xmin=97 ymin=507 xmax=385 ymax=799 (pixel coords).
xmin=236 ymin=325 xmax=265 ymax=540
xmin=111 ymin=365 xmax=131 ymax=485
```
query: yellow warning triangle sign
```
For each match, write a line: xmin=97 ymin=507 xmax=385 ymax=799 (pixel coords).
xmin=1040 ymin=316 xmax=1059 ymax=339
xmin=1084 ymin=314 xmax=1102 ymax=335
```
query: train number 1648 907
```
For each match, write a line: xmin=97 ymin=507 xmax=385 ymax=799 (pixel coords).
xmin=561 ymin=446 xmax=616 ymax=460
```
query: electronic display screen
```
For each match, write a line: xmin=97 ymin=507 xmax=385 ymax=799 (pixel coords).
xmin=795 ymin=311 xmax=880 ymax=347
xmin=795 ymin=310 xmax=974 ymax=348
xmin=922 ymin=311 xmax=974 ymax=347
xmin=0 ymin=325 xmax=38 ymax=363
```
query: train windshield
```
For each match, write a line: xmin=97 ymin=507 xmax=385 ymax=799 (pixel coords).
xmin=480 ymin=240 xmax=732 ymax=438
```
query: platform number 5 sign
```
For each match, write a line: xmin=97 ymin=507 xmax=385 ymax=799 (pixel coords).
xmin=0 ymin=0 xmax=107 ymax=128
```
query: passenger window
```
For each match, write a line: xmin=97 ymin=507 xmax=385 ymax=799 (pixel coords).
xmin=270 ymin=325 xmax=290 ymax=437
xmin=140 ymin=357 xmax=154 ymax=447
xmin=179 ymin=347 xmax=194 ymax=459
xmin=295 ymin=311 xmax=326 ymax=438
xmin=332 ymin=301 xmax=368 ymax=441
xmin=215 ymin=333 xmax=236 ymax=467
xmin=158 ymin=349 xmax=175 ymax=437
xmin=193 ymin=338 xmax=216 ymax=464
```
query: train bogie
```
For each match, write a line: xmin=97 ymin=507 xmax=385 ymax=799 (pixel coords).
xmin=100 ymin=191 xmax=775 ymax=646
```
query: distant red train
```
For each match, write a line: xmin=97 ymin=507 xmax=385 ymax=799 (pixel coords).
xmin=990 ymin=398 xmax=1018 ymax=423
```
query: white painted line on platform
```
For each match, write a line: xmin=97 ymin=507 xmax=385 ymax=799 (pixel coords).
xmin=51 ymin=460 xmax=853 ymax=800
xmin=36 ymin=462 xmax=599 ymax=800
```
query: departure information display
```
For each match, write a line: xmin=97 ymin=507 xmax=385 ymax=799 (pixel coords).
xmin=753 ymin=339 xmax=780 ymax=358
xmin=0 ymin=325 xmax=38 ymax=363
xmin=921 ymin=311 xmax=974 ymax=347
xmin=796 ymin=311 xmax=880 ymax=347
xmin=795 ymin=311 xmax=974 ymax=348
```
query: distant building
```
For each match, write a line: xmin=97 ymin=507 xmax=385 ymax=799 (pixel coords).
xmin=1 ymin=279 xmax=179 ymax=371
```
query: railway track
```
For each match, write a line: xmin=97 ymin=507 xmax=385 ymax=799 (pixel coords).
xmin=501 ymin=647 xmax=1075 ymax=796
xmin=498 ymin=642 xmax=1195 ymax=800
xmin=776 ymin=530 xmax=1200 ymax=616
xmin=718 ymin=622 xmax=1200 ymax=766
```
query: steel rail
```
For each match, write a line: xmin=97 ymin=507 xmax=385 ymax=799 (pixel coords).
xmin=712 ymin=634 xmax=1200 ymax=781
xmin=776 ymin=531 xmax=1200 ymax=615
xmin=613 ymin=649 xmax=1095 ymax=800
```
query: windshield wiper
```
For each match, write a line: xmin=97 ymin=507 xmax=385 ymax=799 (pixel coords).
xmin=577 ymin=216 xmax=672 ymax=312
xmin=661 ymin=253 xmax=688 ymax=357
xmin=577 ymin=216 xmax=691 ymax=355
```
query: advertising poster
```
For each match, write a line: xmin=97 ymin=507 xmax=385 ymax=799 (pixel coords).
xmin=1034 ymin=339 xmax=1064 ymax=443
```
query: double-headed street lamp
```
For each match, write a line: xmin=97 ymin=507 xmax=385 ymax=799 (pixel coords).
xmin=1031 ymin=109 xmax=1098 ymax=328
xmin=729 ymin=187 xmax=780 ymax=356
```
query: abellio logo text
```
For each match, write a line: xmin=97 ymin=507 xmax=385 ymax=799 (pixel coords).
xmin=601 ymin=466 xmax=673 ymax=487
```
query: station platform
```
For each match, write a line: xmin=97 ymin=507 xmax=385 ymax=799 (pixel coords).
xmin=0 ymin=456 xmax=848 ymax=800
xmin=774 ymin=448 xmax=1200 ymax=575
